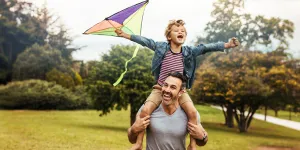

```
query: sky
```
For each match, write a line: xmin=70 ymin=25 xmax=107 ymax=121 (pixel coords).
xmin=26 ymin=0 xmax=300 ymax=61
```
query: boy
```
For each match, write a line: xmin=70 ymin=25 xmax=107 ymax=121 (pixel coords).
xmin=115 ymin=19 xmax=238 ymax=150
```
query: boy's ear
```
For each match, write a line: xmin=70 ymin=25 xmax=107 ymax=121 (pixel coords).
xmin=167 ymin=35 xmax=171 ymax=41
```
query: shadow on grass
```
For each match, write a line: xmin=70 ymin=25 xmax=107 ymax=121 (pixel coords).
xmin=71 ymin=123 xmax=128 ymax=133
xmin=55 ymin=120 xmax=129 ymax=133
xmin=202 ymin=122 xmax=300 ymax=141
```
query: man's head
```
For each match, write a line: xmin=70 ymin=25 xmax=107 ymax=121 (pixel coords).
xmin=161 ymin=72 xmax=187 ymax=106
xmin=164 ymin=19 xmax=187 ymax=45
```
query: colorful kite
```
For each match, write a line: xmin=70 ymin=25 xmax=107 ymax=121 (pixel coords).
xmin=83 ymin=0 xmax=149 ymax=86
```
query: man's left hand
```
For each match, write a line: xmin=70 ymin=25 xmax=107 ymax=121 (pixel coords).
xmin=187 ymin=122 xmax=207 ymax=140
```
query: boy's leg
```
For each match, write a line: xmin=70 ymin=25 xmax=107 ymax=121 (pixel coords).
xmin=131 ymin=85 xmax=162 ymax=150
xmin=179 ymin=92 xmax=198 ymax=150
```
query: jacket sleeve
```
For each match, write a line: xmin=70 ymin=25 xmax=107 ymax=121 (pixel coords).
xmin=192 ymin=42 xmax=225 ymax=56
xmin=130 ymin=35 xmax=157 ymax=51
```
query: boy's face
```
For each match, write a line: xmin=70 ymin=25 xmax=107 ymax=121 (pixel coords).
xmin=167 ymin=25 xmax=186 ymax=45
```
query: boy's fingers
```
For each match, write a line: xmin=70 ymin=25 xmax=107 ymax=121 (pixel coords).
xmin=188 ymin=122 xmax=196 ymax=127
xmin=144 ymin=120 xmax=150 ymax=124
xmin=143 ymin=115 xmax=150 ymax=120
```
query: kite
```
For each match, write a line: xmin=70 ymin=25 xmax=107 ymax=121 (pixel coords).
xmin=83 ymin=0 xmax=149 ymax=86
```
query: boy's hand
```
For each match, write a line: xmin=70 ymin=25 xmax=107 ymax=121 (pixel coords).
xmin=115 ymin=29 xmax=131 ymax=39
xmin=187 ymin=122 xmax=207 ymax=140
xmin=225 ymin=37 xmax=239 ymax=48
xmin=132 ymin=115 xmax=150 ymax=134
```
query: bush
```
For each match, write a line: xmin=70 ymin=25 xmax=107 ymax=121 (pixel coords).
xmin=0 ymin=80 xmax=91 ymax=110
xmin=46 ymin=68 xmax=75 ymax=89
xmin=73 ymin=70 xmax=83 ymax=86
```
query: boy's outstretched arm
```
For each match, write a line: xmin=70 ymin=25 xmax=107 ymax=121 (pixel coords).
xmin=115 ymin=29 xmax=158 ymax=51
xmin=193 ymin=37 xmax=239 ymax=56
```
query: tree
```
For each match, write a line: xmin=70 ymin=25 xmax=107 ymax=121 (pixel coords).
xmin=262 ymin=65 xmax=300 ymax=117
xmin=12 ymin=44 xmax=70 ymax=80
xmin=48 ymin=24 xmax=80 ymax=63
xmin=0 ymin=1 xmax=79 ymax=84
xmin=0 ymin=0 xmax=48 ymax=84
xmin=86 ymin=45 xmax=154 ymax=125
xmin=192 ymin=51 xmax=273 ymax=132
xmin=197 ymin=0 xmax=294 ymax=50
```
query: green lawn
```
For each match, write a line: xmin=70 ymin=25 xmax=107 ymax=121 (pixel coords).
xmin=256 ymin=109 xmax=300 ymax=122
xmin=0 ymin=105 xmax=300 ymax=150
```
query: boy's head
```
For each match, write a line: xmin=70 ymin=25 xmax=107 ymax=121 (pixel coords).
xmin=164 ymin=19 xmax=187 ymax=45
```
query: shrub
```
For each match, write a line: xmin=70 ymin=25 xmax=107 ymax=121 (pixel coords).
xmin=0 ymin=80 xmax=91 ymax=110
xmin=46 ymin=68 xmax=75 ymax=89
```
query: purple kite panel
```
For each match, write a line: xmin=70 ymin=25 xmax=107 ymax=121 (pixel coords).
xmin=107 ymin=1 xmax=147 ymax=24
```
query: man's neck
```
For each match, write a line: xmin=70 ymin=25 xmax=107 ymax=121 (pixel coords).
xmin=170 ymin=42 xmax=182 ymax=53
xmin=162 ymin=101 xmax=179 ymax=115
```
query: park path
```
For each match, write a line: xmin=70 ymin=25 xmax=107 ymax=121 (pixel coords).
xmin=211 ymin=106 xmax=300 ymax=131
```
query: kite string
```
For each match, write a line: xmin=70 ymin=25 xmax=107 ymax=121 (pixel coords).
xmin=113 ymin=44 xmax=140 ymax=86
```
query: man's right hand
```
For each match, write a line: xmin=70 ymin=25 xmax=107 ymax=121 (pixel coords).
xmin=131 ymin=115 xmax=150 ymax=134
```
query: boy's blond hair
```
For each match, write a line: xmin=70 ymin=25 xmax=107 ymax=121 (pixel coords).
xmin=164 ymin=19 xmax=187 ymax=41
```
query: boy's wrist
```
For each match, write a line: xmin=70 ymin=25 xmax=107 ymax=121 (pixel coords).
xmin=224 ymin=43 xmax=230 ymax=49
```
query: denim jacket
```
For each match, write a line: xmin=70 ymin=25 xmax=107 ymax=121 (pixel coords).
xmin=130 ymin=35 xmax=225 ymax=89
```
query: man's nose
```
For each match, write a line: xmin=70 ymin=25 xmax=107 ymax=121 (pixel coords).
xmin=165 ymin=87 xmax=171 ymax=92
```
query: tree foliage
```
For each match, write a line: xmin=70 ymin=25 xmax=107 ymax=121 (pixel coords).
xmin=0 ymin=0 xmax=78 ymax=84
xmin=198 ymin=0 xmax=294 ymax=50
xmin=192 ymin=51 xmax=300 ymax=132
xmin=86 ymin=45 xmax=154 ymax=125
xmin=12 ymin=44 xmax=70 ymax=80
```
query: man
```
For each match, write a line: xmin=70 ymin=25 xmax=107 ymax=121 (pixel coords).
xmin=127 ymin=72 xmax=208 ymax=150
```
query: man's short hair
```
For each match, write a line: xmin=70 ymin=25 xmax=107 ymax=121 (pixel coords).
xmin=167 ymin=71 xmax=187 ymax=90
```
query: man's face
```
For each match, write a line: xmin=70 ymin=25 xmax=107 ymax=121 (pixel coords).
xmin=167 ymin=25 xmax=187 ymax=45
xmin=161 ymin=76 xmax=183 ymax=106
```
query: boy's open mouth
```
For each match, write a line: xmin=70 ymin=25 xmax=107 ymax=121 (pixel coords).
xmin=177 ymin=35 xmax=184 ymax=40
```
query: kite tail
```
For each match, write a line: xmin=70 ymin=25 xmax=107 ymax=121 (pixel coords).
xmin=113 ymin=44 xmax=140 ymax=86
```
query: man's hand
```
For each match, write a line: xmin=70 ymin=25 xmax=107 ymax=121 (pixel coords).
xmin=187 ymin=122 xmax=207 ymax=141
xmin=131 ymin=115 xmax=150 ymax=134
xmin=115 ymin=29 xmax=131 ymax=39
xmin=224 ymin=37 xmax=239 ymax=48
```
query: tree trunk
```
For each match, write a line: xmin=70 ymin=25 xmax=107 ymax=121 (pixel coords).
xmin=226 ymin=104 xmax=234 ymax=128
xmin=221 ymin=105 xmax=227 ymax=125
xmin=275 ymin=109 xmax=278 ymax=117
xmin=289 ymin=108 xmax=292 ymax=120
xmin=264 ymin=105 xmax=267 ymax=121
xmin=130 ymin=106 xmax=137 ymax=126
xmin=238 ymin=114 xmax=247 ymax=132
xmin=246 ymin=107 xmax=258 ymax=129
xmin=238 ymin=104 xmax=248 ymax=132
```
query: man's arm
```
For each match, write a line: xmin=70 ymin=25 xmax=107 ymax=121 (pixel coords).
xmin=187 ymin=122 xmax=208 ymax=146
xmin=193 ymin=37 xmax=239 ymax=56
xmin=127 ymin=112 xmax=150 ymax=144
xmin=115 ymin=29 xmax=158 ymax=51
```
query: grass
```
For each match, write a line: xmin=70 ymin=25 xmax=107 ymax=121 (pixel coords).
xmin=256 ymin=108 xmax=300 ymax=122
xmin=0 ymin=105 xmax=299 ymax=150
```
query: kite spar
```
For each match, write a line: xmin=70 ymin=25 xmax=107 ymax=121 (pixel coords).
xmin=83 ymin=0 xmax=149 ymax=86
